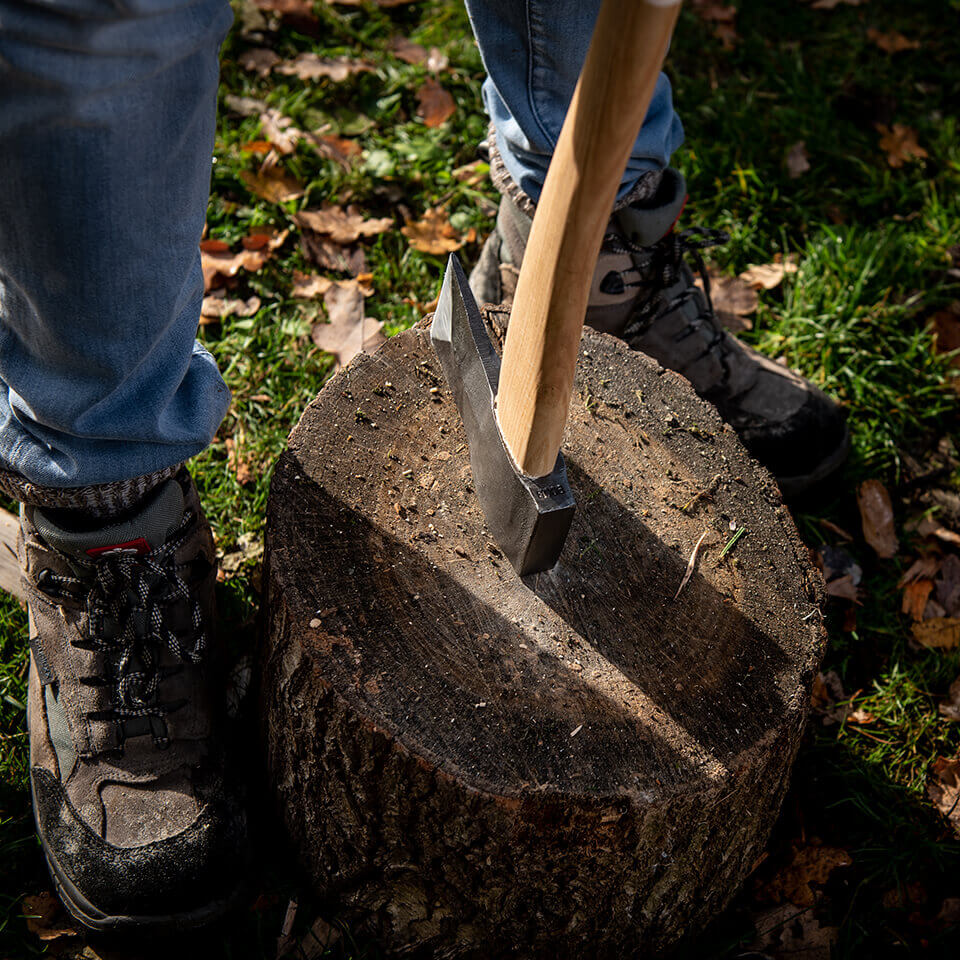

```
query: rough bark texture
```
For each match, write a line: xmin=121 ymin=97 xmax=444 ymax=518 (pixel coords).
xmin=262 ymin=316 xmax=825 ymax=958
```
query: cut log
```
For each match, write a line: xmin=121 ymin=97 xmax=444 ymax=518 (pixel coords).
xmin=262 ymin=315 xmax=825 ymax=958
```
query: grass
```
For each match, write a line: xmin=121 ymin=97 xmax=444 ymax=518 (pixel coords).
xmin=2 ymin=0 xmax=960 ymax=955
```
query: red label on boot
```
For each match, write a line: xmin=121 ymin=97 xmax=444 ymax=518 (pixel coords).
xmin=85 ymin=537 xmax=151 ymax=559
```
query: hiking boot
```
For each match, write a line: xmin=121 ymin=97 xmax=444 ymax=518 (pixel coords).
xmin=21 ymin=469 xmax=245 ymax=933
xmin=470 ymin=157 xmax=849 ymax=498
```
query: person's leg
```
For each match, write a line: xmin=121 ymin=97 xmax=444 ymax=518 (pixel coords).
xmin=463 ymin=0 xmax=683 ymax=204
xmin=463 ymin=0 xmax=849 ymax=497
xmin=1 ymin=0 xmax=246 ymax=932
xmin=0 ymin=0 xmax=232 ymax=501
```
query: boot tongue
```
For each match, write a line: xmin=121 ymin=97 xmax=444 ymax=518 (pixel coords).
xmin=32 ymin=479 xmax=185 ymax=562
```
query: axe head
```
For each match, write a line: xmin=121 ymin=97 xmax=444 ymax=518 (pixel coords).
xmin=430 ymin=255 xmax=575 ymax=577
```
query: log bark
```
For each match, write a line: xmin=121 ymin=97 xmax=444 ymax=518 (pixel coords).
xmin=262 ymin=315 xmax=825 ymax=958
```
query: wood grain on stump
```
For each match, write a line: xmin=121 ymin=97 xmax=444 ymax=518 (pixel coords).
xmin=262 ymin=314 xmax=825 ymax=958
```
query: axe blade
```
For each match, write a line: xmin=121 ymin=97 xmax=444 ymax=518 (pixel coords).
xmin=430 ymin=255 xmax=575 ymax=577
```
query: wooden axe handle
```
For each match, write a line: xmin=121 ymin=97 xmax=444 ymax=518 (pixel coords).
xmin=496 ymin=0 xmax=682 ymax=478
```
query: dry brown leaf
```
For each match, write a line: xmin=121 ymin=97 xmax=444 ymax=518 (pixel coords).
xmin=201 ymin=248 xmax=267 ymax=290
xmin=200 ymin=294 xmax=261 ymax=322
xmin=928 ymin=757 xmax=960 ymax=833
xmin=291 ymin=271 xmax=334 ymax=298
xmin=691 ymin=1 xmax=736 ymax=23
xmin=238 ymin=47 xmax=280 ymax=76
xmin=239 ymin=167 xmax=304 ymax=204
xmin=401 ymin=207 xmax=463 ymax=255
xmin=311 ymin=281 xmax=383 ymax=367
xmin=875 ymin=123 xmax=929 ymax=168
xmin=242 ymin=139 xmax=274 ymax=154
xmin=301 ymin=233 xmax=368 ymax=275
xmin=749 ymin=903 xmax=838 ymax=960
xmin=294 ymin=205 xmax=393 ymax=245
xmin=242 ymin=228 xmax=289 ymax=252
xmin=254 ymin=0 xmax=317 ymax=27
xmin=931 ymin=304 xmax=960 ymax=385
xmin=914 ymin=617 xmax=960 ymax=650
xmin=847 ymin=707 xmax=876 ymax=724
xmin=416 ymin=77 xmax=455 ymax=127
xmin=275 ymin=53 xmax=373 ymax=83
xmin=866 ymin=27 xmax=920 ymax=53
xmin=22 ymin=892 xmax=78 ymax=942
xmin=899 ymin=555 xmax=942 ymax=586
xmin=902 ymin=579 xmax=935 ymax=620
xmin=318 ymin=133 xmax=362 ymax=161
xmin=739 ymin=254 xmax=799 ymax=290
xmin=225 ymin=435 xmax=254 ymax=486
xmin=936 ymin=554 xmax=960 ymax=617
xmin=224 ymin=94 xmax=268 ymax=117
xmin=698 ymin=274 xmax=757 ymax=332
xmin=389 ymin=35 xmax=427 ymax=64
xmin=809 ymin=0 xmax=866 ymax=8
xmin=857 ymin=479 xmax=898 ymax=558
xmin=754 ymin=841 xmax=853 ymax=907
xmin=811 ymin=670 xmax=852 ymax=725
xmin=824 ymin=573 xmax=859 ymax=602
xmin=786 ymin=140 xmax=811 ymax=179
xmin=939 ymin=677 xmax=960 ymax=721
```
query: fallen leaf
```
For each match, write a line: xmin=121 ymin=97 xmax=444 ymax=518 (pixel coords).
xmin=416 ymin=77 xmax=455 ymax=127
xmin=931 ymin=304 xmax=960 ymax=382
xmin=291 ymin=271 xmax=333 ymax=298
xmin=875 ymin=123 xmax=929 ymax=168
xmin=902 ymin=579 xmax=935 ymax=620
xmin=242 ymin=228 xmax=289 ymax=252
xmin=927 ymin=757 xmax=960 ymax=833
xmin=294 ymin=205 xmax=393 ymax=244
xmin=697 ymin=273 xmax=757 ymax=332
xmin=224 ymin=94 xmax=268 ymax=117
xmin=857 ymin=479 xmax=898 ymax=558
xmin=754 ymin=841 xmax=853 ymax=907
xmin=274 ymin=53 xmax=373 ymax=83
xmin=935 ymin=554 xmax=960 ymax=617
xmin=225 ymin=435 xmax=254 ymax=485
xmin=749 ymin=903 xmax=838 ymax=960
xmin=311 ymin=281 xmax=383 ymax=367
xmin=301 ymin=233 xmax=368 ymax=275
xmin=201 ymin=249 xmax=267 ymax=290
xmin=739 ymin=254 xmax=799 ymax=290
xmin=389 ymin=35 xmax=427 ymax=64
xmin=200 ymin=294 xmax=261 ymax=322
xmin=825 ymin=573 xmax=859 ymax=601
xmin=219 ymin=531 xmax=264 ymax=577
xmin=911 ymin=515 xmax=960 ymax=548
xmin=22 ymin=892 xmax=78 ymax=942
xmin=317 ymin=133 xmax=362 ymax=162
xmin=847 ymin=707 xmax=876 ymax=724
xmin=691 ymin=1 xmax=736 ymax=23
xmin=401 ymin=207 xmax=463 ymax=255
xmin=913 ymin=618 xmax=960 ymax=650
xmin=239 ymin=167 xmax=304 ymax=204
xmin=452 ymin=159 xmax=488 ymax=186
xmin=241 ymin=139 xmax=274 ymax=154
xmin=899 ymin=555 xmax=941 ymax=586
xmin=254 ymin=0 xmax=318 ymax=29
xmin=237 ymin=0 xmax=268 ymax=36
xmin=786 ymin=140 xmax=811 ymax=178
xmin=238 ymin=47 xmax=280 ymax=76
xmin=939 ymin=677 xmax=960 ymax=721
xmin=866 ymin=27 xmax=920 ymax=53
xmin=426 ymin=47 xmax=450 ymax=72
xmin=812 ymin=670 xmax=851 ymax=725
xmin=809 ymin=0 xmax=866 ymax=8
xmin=819 ymin=518 xmax=854 ymax=542
xmin=257 ymin=109 xmax=306 ymax=154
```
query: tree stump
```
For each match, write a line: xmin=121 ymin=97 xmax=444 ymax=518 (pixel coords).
xmin=262 ymin=314 xmax=825 ymax=959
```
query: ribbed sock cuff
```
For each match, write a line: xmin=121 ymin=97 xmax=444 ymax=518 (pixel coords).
xmin=486 ymin=123 xmax=664 ymax=215
xmin=0 ymin=465 xmax=181 ymax=518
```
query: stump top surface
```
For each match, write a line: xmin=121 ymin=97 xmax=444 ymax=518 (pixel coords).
xmin=267 ymin=323 xmax=823 ymax=801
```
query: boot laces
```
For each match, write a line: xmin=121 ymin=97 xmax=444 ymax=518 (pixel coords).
xmin=36 ymin=510 xmax=207 ymax=747
xmin=604 ymin=226 xmax=732 ymax=384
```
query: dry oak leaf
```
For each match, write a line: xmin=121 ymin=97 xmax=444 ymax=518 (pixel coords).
xmin=786 ymin=140 xmax=811 ymax=179
xmin=927 ymin=757 xmax=960 ymax=833
xmin=301 ymin=233 xmax=367 ymax=275
xmin=875 ymin=123 xmax=928 ymax=168
xmin=913 ymin=617 xmax=960 ymax=650
xmin=294 ymin=205 xmax=393 ymax=244
xmin=899 ymin=555 xmax=941 ymax=586
xmin=697 ymin=273 xmax=757 ymax=332
xmin=275 ymin=53 xmax=373 ymax=83
xmin=866 ymin=28 xmax=920 ymax=53
xmin=22 ymin=892 xmax=78 ymax=942
xmin=200 ymin=294 xmax=261 ymax=323
xmin=739 ymin=254 xmax=799 ymax=290
xmin=311 ymin=280 xmax=383 ymax=367
xmin=239 ymin=166 xmax=304 ymax=204
xmin=238 ymin=47 xmax=280 ymax=76
xmin=902 ymin=579 xmax=935 ymax=620
xmin=291 ymin=270 xmax=333 ymax=298
xmin=755 ymin=841 xmax=853 ymax=907
xmin=401 ymin=207 xmax=463 ymax=255
xmin=857 ymin=479 xmax=898 ymax=558
xmin=416 ymin=77 xmax=455 ymax=128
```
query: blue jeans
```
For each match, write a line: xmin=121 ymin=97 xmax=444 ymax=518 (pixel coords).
xmin=0 ymin=0 xmax=681 ymax=490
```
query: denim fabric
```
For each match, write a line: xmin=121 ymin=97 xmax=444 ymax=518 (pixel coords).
xmin=0 ymin=0 xmax=232 ymax=488
xmin=0 ymin=0 xmax=682 ymax=490
xmin=465 ymin=0 xmax=684 ymax=203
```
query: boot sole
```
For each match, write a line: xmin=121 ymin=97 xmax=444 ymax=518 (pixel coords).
xmin=31 ymin=778 xmax=245 ymax=935
xmin=775 ymin=424 xmax=851 ymax=500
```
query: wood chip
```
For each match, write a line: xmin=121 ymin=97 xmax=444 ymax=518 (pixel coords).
xmin=857 ymin=479 xmax=898 ymax=558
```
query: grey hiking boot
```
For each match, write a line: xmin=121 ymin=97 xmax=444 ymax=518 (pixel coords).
xmin=470 ymin=161 xmax=849 ymax=498
xmin=22 ymin=469 xmax=245 ymax=933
